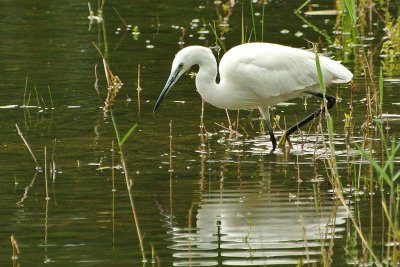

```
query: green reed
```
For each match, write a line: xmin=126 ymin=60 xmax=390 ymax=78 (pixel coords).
xmin=313 ymin=43 xmax=338 ymax=179
xmin=356 ymin=70 xmax=400 ymax=263
xmin=313 ymin=42 xmax=382 ymax=265
xmin=110 ymin=110 xmax=146 ymax=262
xmin=343 ymin=0 xmax=357 ymax=25
xmin=379 ymin=67 xmax=384 ymax=113
xmin=209 ymin=21 xmax=226 ymax=53
xmin=261 ymin=2 xmax=266 ymax=42
xmin=250 ymin=0 xmax=257 ymax=42
xmin=344 ymin=1 xmax=400 ymax=261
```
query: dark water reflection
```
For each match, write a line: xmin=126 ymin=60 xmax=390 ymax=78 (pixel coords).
xmin=0 ymin=0 xmax=399 ymax=266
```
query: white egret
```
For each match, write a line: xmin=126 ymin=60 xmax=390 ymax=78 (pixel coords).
xmin=154 ymin=43 xmax=353 ymax=151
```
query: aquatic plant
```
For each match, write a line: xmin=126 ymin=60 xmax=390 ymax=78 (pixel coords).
xmin=110 ymin=111 xmax=146 ymax=262
xmin=381 ymin=11 xmax=400 ymax=61
xmin=356 ymin=70 xmax=400 ymax=264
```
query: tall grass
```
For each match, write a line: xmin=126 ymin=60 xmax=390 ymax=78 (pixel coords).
xmin=313 ymin=42 xmax=382 ymax=265
xmin=356 ymin=71 xmax=400 ymax=264
xmin=340 ymin=0 xmax=400 ymax=263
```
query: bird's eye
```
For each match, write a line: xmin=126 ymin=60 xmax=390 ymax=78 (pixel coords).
xmin=178 ymin=63 xmax=184 ymax=69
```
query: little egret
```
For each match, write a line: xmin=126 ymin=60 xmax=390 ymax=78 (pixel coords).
xmin=153 ymin=43 xmax=353 ymax=151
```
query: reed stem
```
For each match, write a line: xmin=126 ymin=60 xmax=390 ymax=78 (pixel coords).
xmin=15 ymin=124 xmax=39 ymax=168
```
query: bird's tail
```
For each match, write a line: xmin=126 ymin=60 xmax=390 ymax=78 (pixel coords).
xmin=325 ymin=59 xmax=353 ymax=84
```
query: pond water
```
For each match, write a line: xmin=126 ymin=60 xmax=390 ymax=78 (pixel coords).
xmin=0 ymin=0 xmax=399 ymax=266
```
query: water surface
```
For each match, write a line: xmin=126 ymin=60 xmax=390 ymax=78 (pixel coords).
xmin=0 ymin=0 xmax=399 ymax=266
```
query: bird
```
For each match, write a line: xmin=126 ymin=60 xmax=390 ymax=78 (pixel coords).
xmin=153 ymin=43 xmax=353 ymax=151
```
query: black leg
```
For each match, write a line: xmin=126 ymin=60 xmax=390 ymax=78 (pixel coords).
xmin=279 ymin=92 xmax=336 ymax=147
xmin=265 ymin=119 xmax=277 ymax=151
xmin=258 ymin=107 xmax=277 ymax=152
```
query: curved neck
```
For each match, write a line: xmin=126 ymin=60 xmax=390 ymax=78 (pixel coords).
xmin=195 ymin=52 xmax=221 ymax=107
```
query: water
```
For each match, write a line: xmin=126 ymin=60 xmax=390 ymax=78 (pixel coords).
xmin=1 ymin=0 xmax=399 ymax=266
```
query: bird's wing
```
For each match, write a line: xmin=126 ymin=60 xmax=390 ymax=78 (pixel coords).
xmin=220 ymin=43 xmax=351 ymax=101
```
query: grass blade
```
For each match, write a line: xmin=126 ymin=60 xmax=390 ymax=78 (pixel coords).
xmin=313 ymin=44 xmax=326 ymax=94
xmin=344 ymin=0 xmax=357 ymax=24
xmin=295 ymin=0 xmax=311 ymax=14
xmin=209 ymin=21 xmax=226 ymax=53
xmin=379 ymin=67 xmax=383 ymax=113
xmin=110 ymin=110 xmax=121 ymax=146
xmin=120 ymin=124 xmax=137 ymax=146
xmin=356 ymin=144 xmax=392 ymax=186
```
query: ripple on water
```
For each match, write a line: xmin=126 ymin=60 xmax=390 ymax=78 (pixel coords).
xmin=168 ymin=180 xmax=348 ymax=266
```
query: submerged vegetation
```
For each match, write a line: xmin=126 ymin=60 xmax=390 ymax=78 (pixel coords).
xmin=1 ymin=0 xmax=399 ymax=266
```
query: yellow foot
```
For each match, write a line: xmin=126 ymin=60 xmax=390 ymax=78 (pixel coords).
xmin=278 ymin=134 xmax=292 ymax=149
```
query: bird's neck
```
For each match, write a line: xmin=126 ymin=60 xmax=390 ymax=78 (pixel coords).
xmin=195 ymin=55 xmax=223 ymax=108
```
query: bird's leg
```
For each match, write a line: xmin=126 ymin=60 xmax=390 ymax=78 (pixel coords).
xmin=278 ymin=92 xmax=336 ymax=148
xmin=258 ymin=107 xmax=277 ymax=151
xmin=265 ymin=119 xmax=277 ymax=151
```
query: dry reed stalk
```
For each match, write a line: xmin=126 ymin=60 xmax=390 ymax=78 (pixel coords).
xmin=92 ymin=41 xmax=123 ymax=106
xmin=88 ymin=2 xmax=94 ymax=17
xmin=111 ymin=141 xmax=116 ymax=243
xmin=44 ymin=146 xmax=49 ymax=200
xmin=103 ymin=58 xmax=111 ymax=86
xmin=23 ymin=76 xmax=28 ymax=106
xmin=120 ymin=158 xmax=146 ymax=262
xmin=235 ymin=110 xmax=240 ymax=136
xmin=169 ymin=120 xmax=173 ymax=173
xmin=102 ymin=58 xmax=122 ymax=111
xmin=113 ymin=7 xmax=127 ymax=27
xmin=16 ymin=172 xmax=38 ymax=206
xmin=98 ymin=0 xmax=105 ymax=13
xmin=273 ymin=114 xmax=282 ymax=131
xmin=10 ymin=234 xmax=20 ymax=259
xmin=300 ymin=221 xmax=311 ymax=265
xmin=44 ymin=181 xmax=50 ymax=263
xmin=47 ymin=85 xmax=54 ymax=109
xmin=225 ymin=109 xmax=234 ymax=137
xmin=51 ymin=139 xmax=57 ymax=182
xmin=168 ymin=120 xmax=174 ymax=221
xmin=33 ymin=85 xmax=40 ymax=108
xmin=326 ymin=201 xmax=340 ymax=265
xmin=15 ymin=123 xmax=39 ymax=167
xmin=94 ymin=64 xmax=100 ymax=97
xmin=200 ymin=99 xmax=205 ymax=128
xmin=320 ymin=131 xmax=381 ymax=264
xmin=199 ymin=99 xmax=209 ymax=134
xmin=137 ymin=64 xmax=142 ymax=115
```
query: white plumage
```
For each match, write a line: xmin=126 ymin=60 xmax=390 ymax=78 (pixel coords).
xmin=154 ymin=43 xmax=353 ymax=150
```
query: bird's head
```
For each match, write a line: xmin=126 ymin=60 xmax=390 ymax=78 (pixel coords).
xmin=153 ymin=46 xmax=208 ymax=113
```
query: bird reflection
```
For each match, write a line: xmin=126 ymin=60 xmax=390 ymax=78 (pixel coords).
xmin=168 ymin=178 xmax=348 ymax=266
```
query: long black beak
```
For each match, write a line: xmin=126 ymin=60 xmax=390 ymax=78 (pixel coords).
xmin=153 ymin=68 xmax=180 ymax=113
